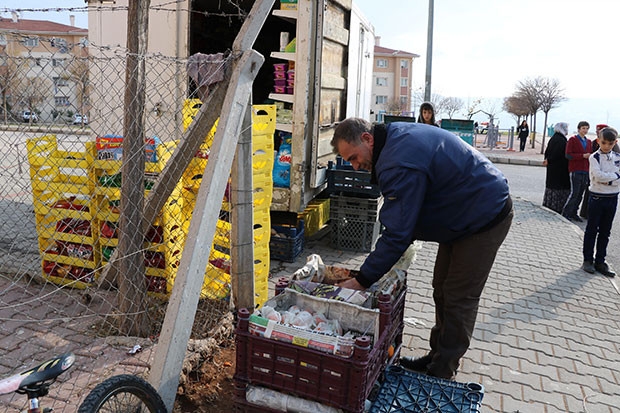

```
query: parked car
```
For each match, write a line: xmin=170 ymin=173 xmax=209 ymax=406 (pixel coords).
xmin=22 ymin=111 xmax=38 ymax=123
xmin=72 ymin=114 xmax=88 ymax=125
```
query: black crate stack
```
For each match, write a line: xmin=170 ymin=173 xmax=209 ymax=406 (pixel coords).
xmin=327 ymin=157 xmax=382 ymax=252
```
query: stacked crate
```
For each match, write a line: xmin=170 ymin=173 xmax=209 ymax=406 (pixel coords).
xmin=328 ymin=157 xmax=382 ymax=252
xmin=250 ymin=105 xmax=276 ymax=306
xmin=91 ymin=138 xmax=183 ymax=299
xmin=234 ymin=271 xmax=407 ymax=412
xmin=180 ymin=103 xmax=275 ymax=306
xmin=330 ymin=195 xmax=383 ymax=252
xmin=27 ymin=135 xmax=98 ymax=288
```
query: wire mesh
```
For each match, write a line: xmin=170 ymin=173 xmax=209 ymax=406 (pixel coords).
xmin=0 ymin=5 xmax=261 ymax=410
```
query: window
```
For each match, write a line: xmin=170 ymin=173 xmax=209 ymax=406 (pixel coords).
xmin=23 ymin=37 xmax=39 ymax=47
xmin=51 ymin=38 xmax=68 ymax=53
xmin=55 ymin=96 xmax=70 ymax=106
xmin=400 ymin=78 xmax=408 ymax=87
xmin=376 ymin=77 xmax=388 ymax=87
xmin=400 ymin=59 xmax=409 ymax=68
xmin=376 ymin=59 xmax=388 ymax=68
xmin=54 ymin=77 xmax=69 ymax=87
xmin=376 ymin=95 xmax=387 ymax=104
xmin=400 ymin=96 xmax=408 ymax=106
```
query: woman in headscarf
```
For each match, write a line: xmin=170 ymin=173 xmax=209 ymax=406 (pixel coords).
xmin=542 ymin=122 xmax=571 ymax=213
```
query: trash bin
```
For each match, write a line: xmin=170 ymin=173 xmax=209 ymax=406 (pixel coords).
xmin=440 ymin=119 xmax=475 ymax=146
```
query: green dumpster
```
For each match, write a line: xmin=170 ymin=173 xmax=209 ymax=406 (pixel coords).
xmin=440 ymin=119 xmax=475 ymax=146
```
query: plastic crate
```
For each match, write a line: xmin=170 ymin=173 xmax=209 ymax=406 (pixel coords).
xmin=330 ymin=194 xmax=383 ymax=221
xmin=369 ymin=366 xmax=484 ymax=413
xmin=331 ymin=217 xmax=381 ymax=252
xmin=327 ymin=158 xmax=380 ymax=198
xmin=269 ymin=220 xmax=304 ymax=262
xmin=234 ymin=286 xmax=406 ymax=413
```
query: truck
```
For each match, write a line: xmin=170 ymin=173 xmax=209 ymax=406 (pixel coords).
xmin=87 ymin=0 xmax=374 ymax=214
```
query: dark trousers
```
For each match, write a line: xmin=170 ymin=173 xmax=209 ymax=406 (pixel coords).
xmin=519 ymin=137 xmax=527 ymax=151
xmin=583 ymin=194 xmax=618 ymax=264
xmin=426 ymin=208 xmax=513 ymax=378
xmin=562 ymin=172 xmax=589 ymax=219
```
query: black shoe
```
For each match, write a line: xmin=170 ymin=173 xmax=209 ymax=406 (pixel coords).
xmin=582 ymin=261 xmax=595 ymax=274
xmin=400 ymin=354 xmax=433 ymax=372
xmin=595 ymin=262 xmax=616 ymax=277
xmin=572 ymin=216 xmax=583 ymax=222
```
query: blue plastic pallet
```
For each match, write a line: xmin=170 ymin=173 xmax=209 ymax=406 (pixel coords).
xmin=369 ymin=366 xmax=484 ymax=413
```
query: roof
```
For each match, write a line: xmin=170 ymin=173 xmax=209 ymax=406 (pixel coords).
xmin=374 ymin=44 xmax=419 ymax=58
xmin=0 ymin=17 xmax=87 ymax=35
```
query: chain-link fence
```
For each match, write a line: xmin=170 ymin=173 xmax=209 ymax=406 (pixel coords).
xmin=0 ymin=6 xmax=268 ymax=410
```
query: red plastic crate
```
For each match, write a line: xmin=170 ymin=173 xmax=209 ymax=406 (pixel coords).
xmin=234 ymin=286 xmax=406 ymax=412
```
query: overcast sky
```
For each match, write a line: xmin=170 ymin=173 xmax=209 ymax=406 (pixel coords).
xmin=354 ymin=0 xmax=620 ymax=128
xmin=5 ymin=0 xmax=619 ymax=129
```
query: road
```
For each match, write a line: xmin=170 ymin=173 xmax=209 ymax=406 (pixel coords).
xmin=496 ymin=163 xmax=620 ymax=271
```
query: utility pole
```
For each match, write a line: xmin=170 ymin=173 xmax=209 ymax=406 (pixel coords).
xmin=424 ymin=0 xmax=434 ymax=102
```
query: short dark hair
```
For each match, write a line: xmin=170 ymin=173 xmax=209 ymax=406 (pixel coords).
xmin=599 ymin=127 xmax=618 ymax=142
xmin=330 ymin=118 xmax=372 ymax=154
xmin=577 ymin=121 xmax=590 ymax=129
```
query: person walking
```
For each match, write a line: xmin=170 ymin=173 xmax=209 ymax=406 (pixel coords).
xmin=330 ymin=118 xmax=513 ymax=380
xmin=581 ymin=127 xmax=620 ymax=277
xmin=516 ymin=120 xmax=529 ymax=152
xmin=562 ymin=121 xmax=593 ymax=222
xmin=417 ymin=102 xmax=438 ymax=126
xmin=543 ymin=122 xmax=571 ymax=214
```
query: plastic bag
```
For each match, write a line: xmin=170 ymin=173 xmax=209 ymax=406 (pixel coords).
xmin=273 ymin=133 xmax=292 ymax=187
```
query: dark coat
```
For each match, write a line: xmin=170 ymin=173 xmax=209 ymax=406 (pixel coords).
xmin=544 ymin=132 xmax=570 ymax=190
xmin=517 ymin=124 xmax=529 ymax=140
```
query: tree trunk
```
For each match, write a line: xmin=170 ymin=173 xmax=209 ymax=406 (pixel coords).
xmin=117 ymin=0 xmax=151 ymax=337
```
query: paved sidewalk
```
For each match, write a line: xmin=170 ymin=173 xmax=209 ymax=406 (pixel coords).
xmin=271 ymin=197 xmax=619 ymax=412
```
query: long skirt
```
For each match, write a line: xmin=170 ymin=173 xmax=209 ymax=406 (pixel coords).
xmin=543 ymin=188 xmax=570 ymax=214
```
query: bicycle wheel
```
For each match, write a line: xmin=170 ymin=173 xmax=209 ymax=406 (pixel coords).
xmin=78 ymin=374 xmax=167 ymax=413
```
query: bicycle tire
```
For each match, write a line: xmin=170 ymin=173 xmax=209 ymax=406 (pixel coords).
xmin=77 ymin=374 xmax=167 ymax=413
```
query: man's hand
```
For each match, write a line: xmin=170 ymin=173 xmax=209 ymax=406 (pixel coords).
xmin=336 ymin=278 xmax=366 ymax=290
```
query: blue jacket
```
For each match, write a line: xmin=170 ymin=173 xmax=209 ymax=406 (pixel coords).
xmin=358 ymin=122 xmax=510 ymax=287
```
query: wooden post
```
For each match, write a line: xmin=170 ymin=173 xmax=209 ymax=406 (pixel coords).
xmin=117 ymin=0 xmax=150 ymax=336
xmin=149 ymin=49 xmax=264 ymax=410
xmin=230 ymin=99 xmax=255 ymax=311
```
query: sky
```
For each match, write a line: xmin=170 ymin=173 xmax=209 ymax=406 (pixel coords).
xmin=4 ymin=0 xmax=619 ymax=131
xmin=354 ymin=0 xmax=620 ymax=131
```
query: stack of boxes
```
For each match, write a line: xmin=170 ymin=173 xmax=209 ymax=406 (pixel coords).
xmin=327 ymin=157 xmax=383 ymax=252
xmin=273 ymin=63 xmax=294 ymax=95
xmin=27 ymin=104 xmax=277 ymax=308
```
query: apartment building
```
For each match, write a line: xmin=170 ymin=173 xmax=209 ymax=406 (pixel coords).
xmin=0 ymin=14 xmax=88 ymax=122
xmin=370 ymin=36 xmax=419 ymax=122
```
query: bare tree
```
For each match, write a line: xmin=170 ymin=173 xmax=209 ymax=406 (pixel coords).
xmin=16 ymin=76 xmax=48 ymax=123
xmin=385 ymin=97 xmax=403 ymax=114
xmin=0 ymin=54 xmax=17 ymax=123
xmin=465 ymin=97 xmax=483 ymax=120
xmin=516 ymin=77 xmax=544 ymax=148
xmin=67 ymin=57 xmax=91 ymax=123
xmin=441 ymin=96 xmax=464 ymax=119
xmin=538 ymin=78 xmax=566 ymax=154
xmin=503 ymin=95 xmax=530 ymax=125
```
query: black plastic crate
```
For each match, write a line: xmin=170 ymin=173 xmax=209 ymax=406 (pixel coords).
xmin=331 ymin=217 xmax=381 ymax=252
xmin=330 ymin=194 xmax=383 ymax=221
xmin=269 ymin=221 xmax=304 ymax=262
xmin=327 ymin=158 xmax=380 ymax=198
xmin=369 ymin=366 xmax=484 ymax=413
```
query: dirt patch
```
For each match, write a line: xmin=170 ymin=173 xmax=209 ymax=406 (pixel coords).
xmin=174 ymin=340 xmax=236 ymax=412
